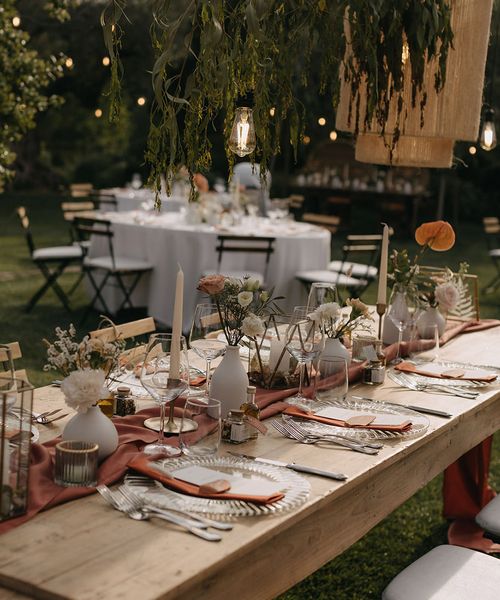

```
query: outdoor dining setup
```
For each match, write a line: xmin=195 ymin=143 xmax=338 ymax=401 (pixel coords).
xmin=3 ymin=0 xmax=500 ymax=599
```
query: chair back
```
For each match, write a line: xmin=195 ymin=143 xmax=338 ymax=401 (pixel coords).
xmin=61 ymin=201 xmax=95 ymax=221
xmin=338 ymin=233 xmax=383 ymax=282
xmin=89 ymin=317 xmax=156 ymax=342
xmin=74 ymin=217 xmax=116 ymax=269
xmin=70 ymin=183 xmax=93 ymax=198
xmin=302 ymin=213 xmax=340 ymax=234
xmin=16 ymin=207 xmax=35 ymax=255
xmin=215 ymin=235 xmax=275 ymax=282
xmin=0 ymin=342 xmax=29 ymax=384
xmin=483 ymin=217 xmax=500 ymax=250
xmin=88 ymin=192 xmax=118 ymax=211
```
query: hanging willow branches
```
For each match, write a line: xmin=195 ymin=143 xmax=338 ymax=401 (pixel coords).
xmin=101 ymin=0 xmax=453 ymax=202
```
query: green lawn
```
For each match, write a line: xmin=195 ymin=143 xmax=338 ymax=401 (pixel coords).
xmin=1 ymin=191 xmax=499 ymax=598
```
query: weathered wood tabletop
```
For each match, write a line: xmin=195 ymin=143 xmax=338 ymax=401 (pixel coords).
xmin=1 ymin=327 xmax=500 ymax=600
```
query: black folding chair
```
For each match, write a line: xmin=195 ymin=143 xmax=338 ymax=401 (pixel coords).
xmin=327 ymin=233 xmax=384 ymax=287
xmin=74 ymin=217 xmax=153 ymax=323
xmin=16 ymin=207 xmax=84 ymax=312
xmin=203 ymin=235 xmax=275 ymax=285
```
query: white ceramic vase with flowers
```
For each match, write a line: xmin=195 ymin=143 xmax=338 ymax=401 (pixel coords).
xmin=197 ymin=274 xmax=280 ymax=417
xmin=309 ymin=298 xmax=374 ymax=368
xmin=44 ymin=324 xmax=123 ymax=461
xmin=417 ymin=281 xmax=459 ymax=338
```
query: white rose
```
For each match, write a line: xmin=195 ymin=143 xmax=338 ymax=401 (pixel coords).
xmin=243 ymin=277 xmax=261 ymax=291
xmin=61 ymin=368 xmax=106 ymax=413
xmin=238 ymin=291 xmax=253 ymax=307
xmin=313 ymin=302 xmax=341 ymax=323
xmin=241 ymin=314 xmax=265 ymax=338
xmin=435 ymin=282 xmax=460 ymax=311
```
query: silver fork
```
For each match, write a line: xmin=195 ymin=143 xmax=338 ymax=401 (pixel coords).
xmin=282 ymin=415 xmax=383 ymax=449
xmin=34 ymin=411 xmax=69 ymax=424
xmin=97 ymin=485 xmax=222 ymax=542
xmin=284 ymin=418 xmax=383 ymax=450
xmin=271 ymin=419 xmax=378 ymax=455
xmin=121 ymin=477 xmax=233 ymax=531
xmin=389 ymin=372 xmax=478 ymax=399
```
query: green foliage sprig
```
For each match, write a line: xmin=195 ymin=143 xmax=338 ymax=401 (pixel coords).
xmin=101 ymin=0 xmax=454 ymax=204
xmin=0 ymin=0 xmax=68 ymax=187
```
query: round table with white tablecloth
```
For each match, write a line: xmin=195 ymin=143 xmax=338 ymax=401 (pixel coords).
xmin=87 ymin=211 xmax=330 ymax=331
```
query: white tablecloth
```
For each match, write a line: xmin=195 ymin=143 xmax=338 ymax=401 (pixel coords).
xmin=88 ymin=212 xmax=330 ymax=331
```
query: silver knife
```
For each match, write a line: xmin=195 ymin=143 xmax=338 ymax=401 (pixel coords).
xmin=227 ymin=451 xmax=347 ymax=481
xmin=351 ymin=395 xmax=452 ymax=419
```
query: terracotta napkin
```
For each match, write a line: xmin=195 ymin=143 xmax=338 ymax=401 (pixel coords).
xmin=395 ymin=361 xmax=497 ymax=382
xmin=127 ymin=455 xmax=285 ymax=505
xmin=283 ymin=405 xmax=412 ymax=432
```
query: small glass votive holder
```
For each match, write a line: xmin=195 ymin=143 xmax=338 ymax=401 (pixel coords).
xmin=54 ymin=441 xmax=99 ymax=487
xmin=351 ymin=335 xmax=381 ymax=363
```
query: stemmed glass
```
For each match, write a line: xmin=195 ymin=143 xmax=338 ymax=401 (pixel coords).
xmin=140 ymin=333 xmax=190 ymax=457
xmin=387 ymin=285 xmax=421 ymax=363
xmin=189 ymin=304 xmax=226 ymax=396
xmin=285 ymin=306 xmax=324 ymax=410
xmin=307 ymin=282 xmax=338 ymax=311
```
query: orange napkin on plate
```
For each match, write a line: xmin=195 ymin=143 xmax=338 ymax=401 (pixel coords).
xmin=283 ymin=406 xmax=412 ymax=432
xmin=394 ymin=361 xmax=497 ymax=382
xmin=127 ymin=455 xmax=285 ymax=505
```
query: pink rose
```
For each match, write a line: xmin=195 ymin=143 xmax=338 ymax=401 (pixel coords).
xmin=197 ymin=274 xmax=226 ymax=295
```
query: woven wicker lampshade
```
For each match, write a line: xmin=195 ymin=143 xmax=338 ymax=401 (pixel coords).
xmin=336 ymin=0 xmax=493 ymax=167
xmin=355 ymin=135 xmax=454 ymax=168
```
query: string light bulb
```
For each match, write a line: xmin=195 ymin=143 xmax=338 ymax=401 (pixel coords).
xmin=12 ymin=16 xmax=21 ymax=27
xmin=137 ymin=97 xmax=146 ymax=106
xmin=479 ymin=107 xmax=497 ymax=151
xmin=102 ymin=56 xmax=110 ymax=66
xmin=469 ymin=146 xmax=477 ymax=155
xmin=303 ymin=135 xmax=311 ymax=145
xmin=94 ymin=109 xmax=103 ymax=118
xmin=318 ymin=117 xmax=326 ymax=126
xmin=329 ymin=130 xmax=338 ymax=141
xmin=228 ymin=107 xmax=256 ymax=157
xmin=65 ymin=57 xmax=74 ymax=69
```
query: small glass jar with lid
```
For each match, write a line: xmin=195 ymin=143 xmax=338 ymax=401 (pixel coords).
xmin=221 ymin=410 xmax=248 ymax=444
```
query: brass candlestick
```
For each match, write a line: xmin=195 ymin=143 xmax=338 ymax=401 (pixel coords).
xmin=376 ymin=303 xmax=386 ymax=340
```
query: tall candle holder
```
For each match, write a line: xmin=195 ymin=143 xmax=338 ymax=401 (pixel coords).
xmin=376 ymin=303 xmax=386 ymax=340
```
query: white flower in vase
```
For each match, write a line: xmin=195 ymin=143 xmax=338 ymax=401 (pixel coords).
xmin=237 ymin=291 xmax=254 ymax=307
xmin=60 ymin=368 xmax=106 ymax=413
xmin=241 ymin=313 xmax=265 ymax=338
xmin=434 ymin=282 xmax=460 ymax=312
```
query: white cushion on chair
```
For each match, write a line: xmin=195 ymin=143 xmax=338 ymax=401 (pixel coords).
xmin=476 ymin=493 xmax=500 ymax=537
xmin=489 ymin=249 xmax=500 ymax=258
xmin=33 ymin=245 xmax=83 ymax=261
xmin=327 ymin=260 xmax=378 ymax=279
xmin=84 ymin=256 xmax=153 ymax=272
xmin=296 ymin=270 xmax=367 ymax=289
xmin=382 ymin=545 xmax=500 ymax=600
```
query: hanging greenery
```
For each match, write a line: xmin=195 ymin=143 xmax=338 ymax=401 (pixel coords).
xmin=0 ymin=0 xmax=69 ymax=188
xmin=101 ymin=0 xmax=453 ymax=204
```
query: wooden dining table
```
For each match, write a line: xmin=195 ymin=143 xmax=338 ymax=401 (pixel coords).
xmin=1 ymin=325 xmax=499 ymax=600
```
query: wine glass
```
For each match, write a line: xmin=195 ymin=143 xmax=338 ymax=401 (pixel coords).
xmin=140 ymin=334 xmax=190 ymax=457
xmin=189 ymin=304 xmax=226 ymax=396
xmin=307 ymin=282 xmax=338 ymax=311
xmin=387 ymin=286 xmax=420 ymax=363
xmin=285 ymin=306 xmax=324 ymax=411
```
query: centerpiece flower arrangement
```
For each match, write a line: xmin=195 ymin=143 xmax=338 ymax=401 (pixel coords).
xmin=44 ymin=323 xmax=125 ymax=413
xmin=197 ymin=274 xmax=282 ymax=408
xmin=197 ymin=274 xmax=281 ymax=346
xmin=308 ymin=299 xmax=374 ymax=340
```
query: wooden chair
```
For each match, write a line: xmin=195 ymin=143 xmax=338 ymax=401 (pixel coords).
xmin=70 ymin=183 xmax=93 ymax=198
xmin=17 ymin=207 xmax=84 ymax=312
xmin=203 ymin=235 xmax=275 ymax=286
xmin=74 ymin=217 xmax=153 ymax=322
xmin=382 ymin=545 xmax=500 ymax=600
xmin=89 ymin=317 xmax=156 ymax=342
xmin=0 ymin=342 xmax=29 ymax=384
xmin=61 ymin=201 xmax=96 ymax=222
xmin=482 ymin=217 xmax=500 ymax=294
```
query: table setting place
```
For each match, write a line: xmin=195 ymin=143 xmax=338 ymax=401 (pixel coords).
xmin=1 ymin=220 xmax=500 ymax=548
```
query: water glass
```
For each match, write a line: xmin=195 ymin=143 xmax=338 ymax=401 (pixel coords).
xmin=179 ymin=397 xmax=221 ymax=456
xmin=307 ymin=282 xmax=338 ymax=311
xmin=409 ymin=323 xmax=440 ymax=362
xmin=314 ymin=358 xmax=348 ymax=402
xmin=54 ymin=441 xmax=99 ymax=487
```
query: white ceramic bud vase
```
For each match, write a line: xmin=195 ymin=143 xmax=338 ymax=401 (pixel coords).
xmin=320 ymin=337 xmax=351 ymax=366
xmin=63 ymin=405 xmax=119 ymax=462
xmin=209 ymin=345 xmax=249 ymax=418
xmin=417 ymin=306 xmax=446 ymax=338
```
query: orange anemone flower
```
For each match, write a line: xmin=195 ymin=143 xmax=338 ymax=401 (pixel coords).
xmin=415 ymin=220 xmax=455 ymax=251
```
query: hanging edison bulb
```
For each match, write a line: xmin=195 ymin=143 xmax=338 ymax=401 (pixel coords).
xmin=479 ymin=107 xmax=497 ymax=151
xmin=228 ymin=107 xmax=256 ymax=157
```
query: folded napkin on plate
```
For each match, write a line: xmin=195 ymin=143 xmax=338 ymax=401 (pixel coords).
xmin=127 ymin=455 xmax=285 ymax=504
xmin=283 ymin=405 xmax=412 ymax=432
xmin=395 ymin=361 xmax=497 ymax=382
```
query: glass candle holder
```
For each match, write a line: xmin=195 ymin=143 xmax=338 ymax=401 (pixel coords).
xmin=54 ymin=441 xmax=99 ymax=487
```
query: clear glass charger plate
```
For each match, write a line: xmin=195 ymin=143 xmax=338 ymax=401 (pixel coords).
xmin=390 ymin=359 xmax=500 ymax=389
xmin=287 ymin=396 xmax=430 ymax=441
xmin=123 ymin=455 xmax=310 ymax=519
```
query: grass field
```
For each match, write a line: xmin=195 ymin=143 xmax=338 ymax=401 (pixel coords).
xmin=1 ymin=191 xmax=499 ymax=599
